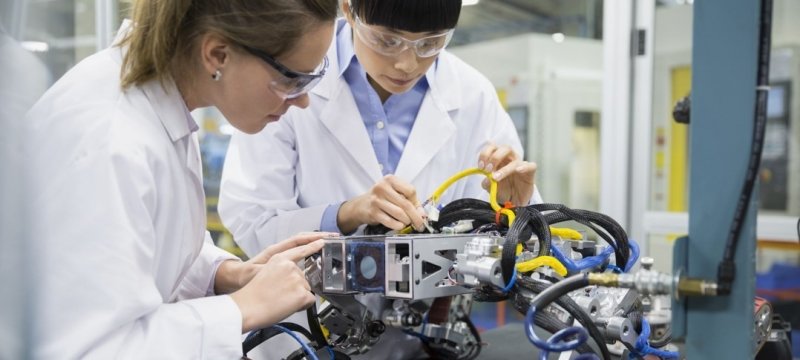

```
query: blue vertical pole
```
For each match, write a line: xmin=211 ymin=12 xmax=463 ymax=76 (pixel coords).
xmin=681 ymin=0 xmax=760 ymax=358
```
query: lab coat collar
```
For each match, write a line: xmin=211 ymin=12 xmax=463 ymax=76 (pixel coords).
xmin=113 ymin=19 xmax=197 ymax=143
xmin=312 ymin=20 xmax=463 ymax=183
xmin=106 ymin=19 xmax=196 ymax=143
xmin=138 ymin=79 xmax=197 ymax=143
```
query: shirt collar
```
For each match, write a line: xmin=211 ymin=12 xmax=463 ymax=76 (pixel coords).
xmin=337 ymin=21 xmax=357 ymax=78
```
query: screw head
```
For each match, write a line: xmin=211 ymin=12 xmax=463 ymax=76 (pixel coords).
xmin=641 ymin=257 xmax=655 ymax=270
xmin=415 ymin=253 xmax=420 ymax=259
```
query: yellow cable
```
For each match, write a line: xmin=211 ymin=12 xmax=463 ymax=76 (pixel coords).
xmin=428 ymin=167 xmax=516 ymax=226
xmin=549 ymin=227 xmax=582 ymax=240
xmin=515 ymin=256 xmax=568 ymax=277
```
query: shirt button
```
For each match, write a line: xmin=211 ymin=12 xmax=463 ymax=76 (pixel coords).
xmin=376 ymin=121 xmax=385 ymax=129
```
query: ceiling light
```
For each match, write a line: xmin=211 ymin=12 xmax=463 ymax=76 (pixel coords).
xmin=463 ymin=0 xmax=479 ymax=6
xmin=21 ymin=41 xmax=49 ymax=52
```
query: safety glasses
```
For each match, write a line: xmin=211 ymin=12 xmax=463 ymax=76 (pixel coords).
xmin=242 ymin=45 xmax=328 ymax=99
xmin=352 ymin=15 xmax=454 ymax=58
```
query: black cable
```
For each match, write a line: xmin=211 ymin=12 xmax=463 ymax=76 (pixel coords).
xmin=531 ymin=204 xmax=629 ymax=267
xmin=540 ymin=207 xmax=630 ymax=268
xmin=434 ymin=198 xmax=498 ymax=231
xmin=624 ymin=341 xmax=645 ymax=360
xmin=514 ymin=302 xmax=597 ymax=355
xmin=286 ymin=347 xmax=351 ymax=360
xmin=717 ymin=0 xmax=773 ymax=295
xmin=460 ymin=315 xmax=483 ymax=360
xmin=526 ymin=273 xmax=590 ymax=314
xmin=527 ymin=207 xmax=552 ymax=257
xmin=501 ymin=208 xmax=531 ymax=283
xmin=306 ymin=305 xmax=330 ymax=348
xmin=515 ymin=276 xmax=612 ymax=360
xmin=242 ymin=322 xmax=315 ymax=356
xmin=649 ymin=333 xmax=672 ymax=349
xmin=500 ymin=207 xmax=553 ymax=283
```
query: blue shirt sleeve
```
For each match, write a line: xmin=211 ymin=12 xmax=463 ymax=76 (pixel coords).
xmin=320 ymin=202 xmax=345 ymax=233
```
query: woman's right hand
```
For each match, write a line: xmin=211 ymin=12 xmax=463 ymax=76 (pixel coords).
xmin=229 ymin=238 xmax=324 ymax=333
xmin=336 ymin=175 xmax=426 ymax=234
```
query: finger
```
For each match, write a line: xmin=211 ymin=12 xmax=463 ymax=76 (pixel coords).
xmin=269 ymin=232 xmax=337 ymax=257
xmin=384 ymin=176 xmax=421 ymax=207
xmin=374 ymin=211 xmax=406 ymax=230
xmin=481 ymin=178 xmax=490 ymax=191
xmin=477 ymin=142 xmax=498 ymax=170
xmin=384 ymin=196 xmax=425 ymax=231
xmin=383 ymin=179 xmax=425 ymax=230
xmin=496 ymin=160 xmax=537 ymax=184
xmin=515 ymin=161 xmax=538 ymax=178
xmin=301 ymin=291 xmax=317 ymax=309
xmin=486 ymin=146 xmax=516 ymax=176
xmin=295 ymin=269 xmax=311 ymax=291
xmin=279 ymin=239 xmax=326 ymax=263
xmin=493 ymin=159 xmax=522 ymax=182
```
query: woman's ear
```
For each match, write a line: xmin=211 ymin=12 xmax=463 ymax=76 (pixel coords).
xmin=199 ymin=34 xmax=231 ymax=77
xmin=341 ymin=0 xmax=355 ymax=24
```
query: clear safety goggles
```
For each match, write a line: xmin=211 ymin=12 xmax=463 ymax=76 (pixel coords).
xmin=352 ymin=15 xmax=454 ymax=58
xmin=242 ymin=45 xmax=328 ymax=99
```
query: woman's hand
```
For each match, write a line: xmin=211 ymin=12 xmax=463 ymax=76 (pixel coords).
xmin=478 ymin=142 xmax=537 ymax=206
xmin=214 ymin=232 xmax=336 ymax=294
xmin=337 ymin=175 xmax=426 ymax=234
xmin=228 ymin=237 xmax=327 ymax=333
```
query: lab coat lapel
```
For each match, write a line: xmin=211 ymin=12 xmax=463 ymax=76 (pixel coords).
xmin=395 ymin=57 xmax=460 ymax=183
xmin=140 ymin=80 xmax=205 ymax=200
xmin=312 ymin=37 xmax=382 ymax=183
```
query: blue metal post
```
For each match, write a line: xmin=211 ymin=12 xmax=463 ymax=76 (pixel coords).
xmin=673 ymin=0 xmax=761 ymax=358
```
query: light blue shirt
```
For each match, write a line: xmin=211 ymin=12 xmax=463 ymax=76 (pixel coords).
xmin=320 ymin=22 xmax=429 ymax=233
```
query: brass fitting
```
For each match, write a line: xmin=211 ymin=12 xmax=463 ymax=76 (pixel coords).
xmin=588 ymin=273 xmax=619 ymax=287
xmin=677 ymin=277 xmax=718 ymax=297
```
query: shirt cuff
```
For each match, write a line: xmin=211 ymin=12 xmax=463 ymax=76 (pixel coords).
xmin=207 ymin=257 xmax=240 ymax=296
xmin=320 ymin=202 xmax=345 ymax=233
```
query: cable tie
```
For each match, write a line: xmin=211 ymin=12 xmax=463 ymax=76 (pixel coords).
xmin=495 ymin=201 xmax=514 ymax=225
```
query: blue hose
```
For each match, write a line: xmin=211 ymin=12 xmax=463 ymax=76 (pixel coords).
xmin=502 ymin=266 xmax=518 ymax=293
xmin=272 ymin=324 xmax=320 ymax=360
xmin=550 ymin=244 xmax=615 ymax=273
xmin=525 ymin=305 xmax=599 ymax=360
xmin=628 ymin=318 xmax=679 ymax=359
xmin=625 ymin=239 xmax=640 ymax=272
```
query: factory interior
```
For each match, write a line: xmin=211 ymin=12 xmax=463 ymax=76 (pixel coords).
xmin=2 ymin=0 xmax=800 ymax=359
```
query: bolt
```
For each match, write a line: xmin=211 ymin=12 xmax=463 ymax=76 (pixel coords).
xmin=415 ymin=279 xmax=420 ymax=285
xmin=415 ymin=253 xmax=420 ymax=259
xmin=641 ymin=257 xmax=655 ymax=270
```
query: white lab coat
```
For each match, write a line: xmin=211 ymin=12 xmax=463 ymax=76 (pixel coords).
xmin=25 ymin=27 xmax=242 ymax=359
xmin=219 ymin=21 xmax=539 ymax=360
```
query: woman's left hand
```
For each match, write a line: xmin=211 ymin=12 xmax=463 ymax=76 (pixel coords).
xmin=478 ymin=142 xmax=537 ymax=206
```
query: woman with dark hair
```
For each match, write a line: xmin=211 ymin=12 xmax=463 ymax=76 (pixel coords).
xmin=220 ymin=0 xmax=542 ymax=358
xmin=24 ymin=0 xmax=337 ymax=358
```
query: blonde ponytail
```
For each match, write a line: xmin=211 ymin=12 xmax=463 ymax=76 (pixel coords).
xmin=120 ymin=0 xmax=192 ymax=88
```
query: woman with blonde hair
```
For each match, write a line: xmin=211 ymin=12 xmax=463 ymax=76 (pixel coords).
xmin=25 ymin=0 xmax=337 ymax=358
